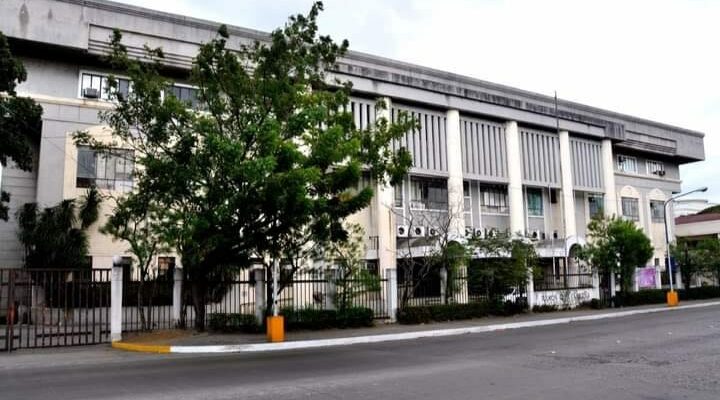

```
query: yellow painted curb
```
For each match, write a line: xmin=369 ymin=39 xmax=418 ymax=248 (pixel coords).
xmin=112 ymin=341 xmax=171 ymax=353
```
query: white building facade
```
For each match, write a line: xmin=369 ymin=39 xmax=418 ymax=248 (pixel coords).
xmin=0 ymin=0 xmax=705 ymax=291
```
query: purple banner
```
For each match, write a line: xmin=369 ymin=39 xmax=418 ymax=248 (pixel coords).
xmin=637 ymin=267 xmax=657 ymax=288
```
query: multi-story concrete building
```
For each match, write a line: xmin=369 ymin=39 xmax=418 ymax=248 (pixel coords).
xmin=0 ymin=0 xmax=705 ymax=292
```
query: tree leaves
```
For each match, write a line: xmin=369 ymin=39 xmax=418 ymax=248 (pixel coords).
xmin=0 ymin=31 xmax=44 ymax=220
xmin=580 ymin=216 xmax=654 ymax=293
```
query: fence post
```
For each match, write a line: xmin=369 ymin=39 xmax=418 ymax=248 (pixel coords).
xmin=253 ymin=268 xmax=266 ymax=326
xmin=526 ymin=268 xmax=535 ymax=310
xmin=110 ymin=265 xmax=123 ymax=342
xmin=6 ymin=270 xmax=15 ymax=352
xmin=325 ymin=268 xmax=337 ymax=310
xmin=386 ymin=268 xmax=398 ymax=323
xmin=592 ymin=271 xmax=600 ymax=300
xmin=455 ymin=265 xmax=469 ymax=304
xmin=633 ymin=268 xmax=640 ymax=292
xmin=439 ymin=267 xmax=447 ymax=305
xmin=172 ymin=267 xmax=183 ymax=328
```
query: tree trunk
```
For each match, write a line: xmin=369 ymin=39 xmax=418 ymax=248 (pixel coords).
xmin=192 ymin=280 xmax=206 ymax=331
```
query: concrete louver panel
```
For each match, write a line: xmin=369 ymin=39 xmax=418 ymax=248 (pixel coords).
xmin=520 ymin=127 xmax=561 ymax=187
xmin=570 ymin=137 xmax=604 ymax=191
xmin=349 ymin=97 xmax=377 ymax=131
xmin=459 ymin=116 xmax=508 ymax=181
xmin=390 ymin=104 xmax=448 ymax=175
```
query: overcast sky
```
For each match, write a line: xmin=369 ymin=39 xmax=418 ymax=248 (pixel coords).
xmin=116 ymin=0 xmax=719 ymax=203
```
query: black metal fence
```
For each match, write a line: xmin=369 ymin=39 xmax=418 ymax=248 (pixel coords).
xmin=121 ymin=275 xmax=175 ymax=333
xmin=397 ymin=271 xmax=526 ymax=308
xmin=1 ymin=268 xmax=112 ymax=351
xmin=534 ymin=273 xmax=594 ymax=291
xmin=183 ymin=275 xmax=256 ymax=330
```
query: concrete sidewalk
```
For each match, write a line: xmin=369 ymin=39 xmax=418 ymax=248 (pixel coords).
xmin=113 ymin=300 xmax=720 ymax=353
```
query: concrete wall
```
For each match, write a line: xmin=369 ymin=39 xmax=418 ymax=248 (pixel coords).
xmin=0 ymin=158 xmax=38 ymax=267
xmin=0 ymin=0 xmax=705 ymax=160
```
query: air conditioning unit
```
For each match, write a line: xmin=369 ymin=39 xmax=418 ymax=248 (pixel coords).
xmin=397 ymin=225 xmax=409 ymax=238
xmin=531 ymin=230 xmax=542 ymax=240
xmin=427 ymin=226 xmax=440 ymax=237
xmin=82 ymin=87 xmax=100 ymax=99
xmin=655 ymin=170 xmax=666 ymax=177
xmin=410 ymin=226 xmax=426 ymax=238
xmin=486 ymin=228 xmax=498 ymax=238
xmin=474 ymin=228 xmax=485 ymax=239
xmin=553 ymin=230 xmax=559 ymax=240
xmin=465 ymin=227 xmax=474 ymax=238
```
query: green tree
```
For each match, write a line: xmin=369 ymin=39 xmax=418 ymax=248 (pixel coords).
xmin=696 ymin=239 xmax=720 ymax=285
xmin=322 ymin=223 xmax=380 ymax=312
xmin=672 ymin=238 xmax=720 ymax=288
xmin=77 ymin=2 xmax=413 ymax=329
xmin=466 ymin=233 xmax=537 ymax=301
xmin=102 ymin=191 xmax=170 ymax=330
xmin=17 ymin=187 xmax=101 ymax=269
xmin=580 ymin=216 xmax=653 ymax=294
xmin=0 ymin=31 xmax=43 ymax=220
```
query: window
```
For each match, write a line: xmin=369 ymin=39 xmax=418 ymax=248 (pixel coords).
xmin=621 ymin=197 xmax=640 ymax=221
xmin=409 ymin=177 xmax=448 ymax=210
xmin=526 ymin=188 xmax=543 ymax=217
xmin=480 ymin=185 xmax=509 ymax=214
xmin=76 ymin=146 xmax=134 ymax=192
xmin=647 ymin=160 xmax=665 ymax=176
xmin=650 ymin=200 xmax=665 ymax=223
xmin=80 ymin=72 xmax=130 ymax=100
xmin=158 ymin=257 xmax=176 ymax=278
xmin=394 ymin=181 xmax=403 ymax=208
xmin=588 ymin=194 xmax=604 ymax=218
xmin=617 ymin=155 xmax=638 ymax=173
xmin=169 ymin=85 xmax=201 ymax=108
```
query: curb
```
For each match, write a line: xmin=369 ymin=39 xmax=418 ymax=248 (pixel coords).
xmin=111 ymin=341 xmax=171 ymax=353
xmin=114 ymin=301 xmax=720 ymax=354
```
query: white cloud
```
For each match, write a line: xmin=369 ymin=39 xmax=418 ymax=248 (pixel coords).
xmin=115 ymin=0 xmax=720 ymax=202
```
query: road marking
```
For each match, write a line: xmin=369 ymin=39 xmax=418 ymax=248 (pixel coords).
xmin=115 ymin=301 xmax=720 ymax=354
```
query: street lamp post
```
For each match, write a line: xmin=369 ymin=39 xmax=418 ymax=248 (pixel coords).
xmin=664 ymin=186 xmax=708 ymax=306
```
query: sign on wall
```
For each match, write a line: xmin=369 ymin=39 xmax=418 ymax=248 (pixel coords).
xmin=637 ymin=267 xmax=657 ymax=288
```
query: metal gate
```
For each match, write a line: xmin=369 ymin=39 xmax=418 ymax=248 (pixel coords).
xmin=1 ymin=268 xmax=111 ymax=351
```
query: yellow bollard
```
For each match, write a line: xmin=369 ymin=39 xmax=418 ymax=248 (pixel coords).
xmin=266 ymin=315 xmax=285 ymax=342
xmin=666 ymin=290 xmax=679 ymax=307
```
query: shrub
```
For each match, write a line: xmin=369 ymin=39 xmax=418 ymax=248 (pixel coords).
xmin=208 ymin=313 xmax=261 ymax=333
xmin=588 ymin=299 xmax=605 ymax=309
xmin=613 ymin=289 xmax=666 ymax=307
xmin=281 ymin=307 xmax=374 ymax=331
xmin=681 ymin=286 xmax=720 ymax=300
xmin=611 ymin=286 xmax=720 ymax=307
xmin=336 ymin=307 xmax=374 ymax=328
xmin=532 ymin=304 xmax=558 ymax=313
xmin=397 ymin=301 xmax=517 ymax=324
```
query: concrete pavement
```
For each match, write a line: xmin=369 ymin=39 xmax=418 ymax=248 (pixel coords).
xmin=2 ymin=303 xmax=720 ymax=399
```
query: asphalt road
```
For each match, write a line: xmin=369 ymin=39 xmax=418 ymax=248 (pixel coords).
xmin=2 ymin=306 xmax=720 ymax=400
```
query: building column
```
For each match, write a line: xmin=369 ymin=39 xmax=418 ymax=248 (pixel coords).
xmin=110 ymin=265 xmax=123 ymax=342
xmin=446 ymin=109 xmax=465 ymax=240
xmin=505 ymin=121 xmax=525 ymax=235
xmin=375 ymin=97 xmax=397 ymax=272
xmin=558 ymin=131 xmax=576 ymax=241
xmin=172 ymin=267 xmax=183 ymax=328
xmin=601 ymin=139 xmax=618 ymax=217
